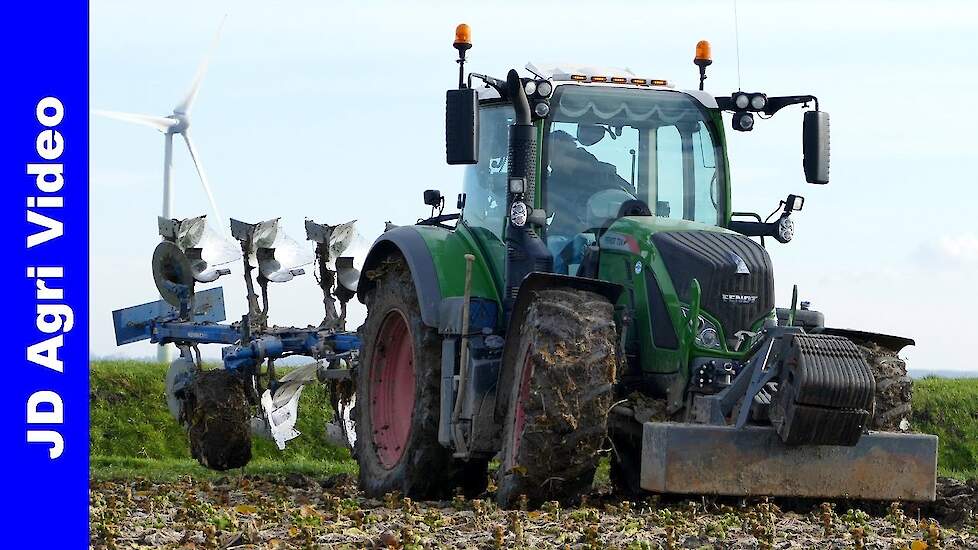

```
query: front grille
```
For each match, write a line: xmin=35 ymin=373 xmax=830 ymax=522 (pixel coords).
xmin=651 ymin=230 xmax=774 ymax=343
xmin=645 ymin=270 xmax=679 ymax=350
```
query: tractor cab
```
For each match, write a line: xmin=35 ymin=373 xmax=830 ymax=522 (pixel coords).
xmin=461 ymin=68 xmax=729 ymax=277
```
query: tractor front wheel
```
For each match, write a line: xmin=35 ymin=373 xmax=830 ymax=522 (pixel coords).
xmin=496 ymin=288 xmax=618 ymax=508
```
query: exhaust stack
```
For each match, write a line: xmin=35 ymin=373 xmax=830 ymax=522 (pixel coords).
xmin=502 ymin=69 xmax=552 ymax=323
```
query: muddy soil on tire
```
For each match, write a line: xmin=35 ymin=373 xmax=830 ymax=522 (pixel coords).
xmin=497 ymin=288 xmax=617 ymax=508
xmin=857 ymin=342 xmax=914 ymax=431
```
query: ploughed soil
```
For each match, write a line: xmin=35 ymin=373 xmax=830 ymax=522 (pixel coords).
xmin=91 ymin=474 xmax=978 ymax=549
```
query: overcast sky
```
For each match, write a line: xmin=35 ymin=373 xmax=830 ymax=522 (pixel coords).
xmin=92 ymin=0 xmax=978 ymax=371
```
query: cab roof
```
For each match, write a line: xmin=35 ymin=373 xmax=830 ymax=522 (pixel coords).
xmin=474 ymin=62 xmax=717 ymax=109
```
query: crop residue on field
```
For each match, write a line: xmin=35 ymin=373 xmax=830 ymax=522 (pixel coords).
xmin=91 ymin=474 xmax=978 ymax=549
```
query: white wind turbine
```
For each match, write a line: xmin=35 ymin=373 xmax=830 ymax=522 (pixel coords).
xmin=97 ymin=18 xmax=229 ymax=362
xmin=96 ymin=18 xmax=227 ymax=227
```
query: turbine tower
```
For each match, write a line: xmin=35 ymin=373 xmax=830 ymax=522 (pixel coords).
xmin=97 ymin=18 xmax=228 ymax=361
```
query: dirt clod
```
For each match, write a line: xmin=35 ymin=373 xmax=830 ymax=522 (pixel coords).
xmin=320 ymin=472 xmax=357 ymax=490
xmin=912 ymin=477 xmax=978 ymax=525
xmin=184 ymin=369 xmax=252 ymax=471
xmin=856 ymin=342 xmax=914 ymax=431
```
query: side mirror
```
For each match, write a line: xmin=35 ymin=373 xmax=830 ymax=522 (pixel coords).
xmin=446 ymin=88 xmax=479 ymax=165
xmin=803 ymin=111 xmax=830 ymax=184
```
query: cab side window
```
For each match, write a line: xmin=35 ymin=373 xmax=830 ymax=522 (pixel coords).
xmin=462 ymin=105 xmax=513 ymax=240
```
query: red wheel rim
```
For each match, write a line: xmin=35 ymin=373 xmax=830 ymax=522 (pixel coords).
xmin=510 ymin=354 xmax=534 ymax=464
xmin=369 ymin=310 xmax=415 ymax=469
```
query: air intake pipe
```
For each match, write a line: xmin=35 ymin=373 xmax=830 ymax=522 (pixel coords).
xmin=503 ymin=69 xmax=553 ymax=323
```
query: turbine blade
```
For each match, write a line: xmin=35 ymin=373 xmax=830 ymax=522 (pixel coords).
xmin=95 ymin=110 xmax=176 ymax=131
xmin=173 ymin=15 xmax=227 ymax=115
xmin=182 ymin=132 xmax=226 ymax=235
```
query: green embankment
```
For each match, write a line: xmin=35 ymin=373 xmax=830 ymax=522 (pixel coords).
xmin=911 ymin=376 xmax=978 ymax=479
xmin=91 ymin=360 xmax=354 ymax=480
xmin=91 ymin=361 xmax=978 ymax=480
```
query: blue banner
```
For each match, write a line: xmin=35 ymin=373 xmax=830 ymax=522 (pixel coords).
xmin=0 ymin=2 xmax=89 ymax=547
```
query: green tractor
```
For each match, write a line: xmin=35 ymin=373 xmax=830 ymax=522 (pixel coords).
xmin=351 ymin=24 xmax=937 ymax=506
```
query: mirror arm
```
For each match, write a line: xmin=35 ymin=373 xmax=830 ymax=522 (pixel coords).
xmin=717 ymin=95 xmax=819 ymax=115
xmin=762 ymin=95 xmax=818 ymax=116
xmin=468 ymin=72 xmax=508 ymax=98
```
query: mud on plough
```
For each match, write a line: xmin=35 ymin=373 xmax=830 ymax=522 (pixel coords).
xmin=113 ymin=215 xmax=360 ymax=469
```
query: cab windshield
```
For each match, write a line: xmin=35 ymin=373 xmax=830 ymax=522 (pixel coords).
xmin=543 ymin=85 xmax=725 ymax=267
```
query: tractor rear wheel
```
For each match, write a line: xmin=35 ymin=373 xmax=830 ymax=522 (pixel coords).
xmin=496 ymin=288 xmax=618 ymax=508
xmin=354 ymin=257 xmax=487 ymax=499
xmin=857 ymin=342 xmax=913 ymax=430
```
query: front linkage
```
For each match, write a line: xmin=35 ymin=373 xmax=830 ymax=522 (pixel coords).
xmin=688 ymin=326 xmax=874 ymax=444
xmin=637 ymin=322 xmax=937 ymax=501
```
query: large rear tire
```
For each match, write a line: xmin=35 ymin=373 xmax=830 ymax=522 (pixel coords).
xmin=354 ymin=257 xmax=487 ymax=499
xmin=857 ymin=342 xmax=913 ymax=430
xmin=496 ymin=289 xmax=617 ymax=508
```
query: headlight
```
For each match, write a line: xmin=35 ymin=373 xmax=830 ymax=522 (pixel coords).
xmin=533 ymin=102 xmax=550 ymax=117
xmin=749 ymin=93 xmax=767 ymax=111
xmin=733 ymin=92 xmax=750 ymax=110
xmin=509 ymin=201 xmax=528 ymax=227
xmin=696 ymin=327 xmax=721 ymax=349
xmin=776 ymin=216 xmax=794 ymax=243
xmin=681 ymin=308 xmax=723 ymax=350
xmin=536 ymin=80 xmax=553 ymax=97
xmin=732 ymin=111 xmax=754 ymax=132
xmin=523 ymin=80 xmax=537 ymax=96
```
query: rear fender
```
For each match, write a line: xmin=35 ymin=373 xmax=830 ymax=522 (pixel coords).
xmin=494 ymin=272 xmax=623 ymax=419
xmin=357 ymin=226 xmax=442 ymax=328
